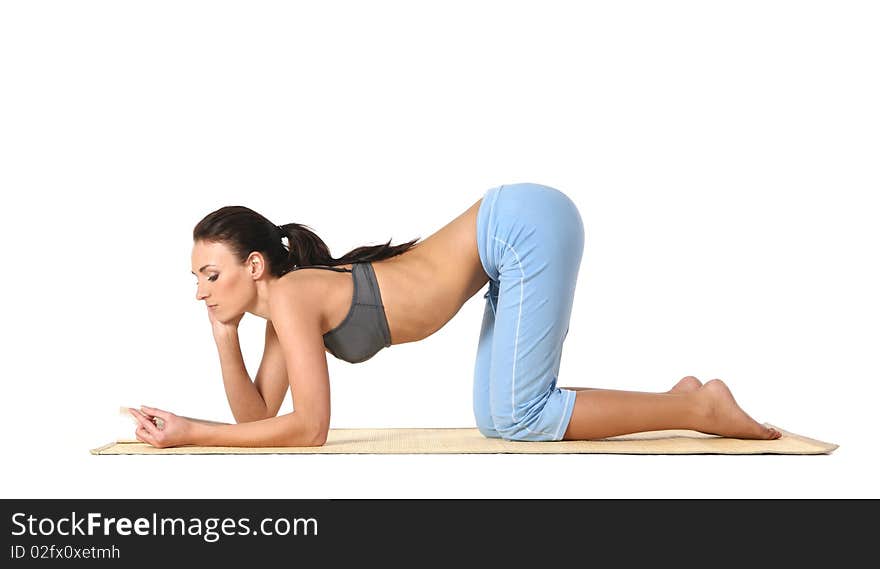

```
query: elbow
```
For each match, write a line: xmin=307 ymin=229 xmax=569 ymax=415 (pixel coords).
xmin=310 ymin=423 xmax=329 ymax=447
xmin=288 ymin=428 xmax=325 ymax=447
xmin=280 ymin=413 xmax=328 ymax=447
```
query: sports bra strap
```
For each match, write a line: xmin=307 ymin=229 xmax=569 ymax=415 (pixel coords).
xmin=288 ymin=264 xmax=354 ymax=273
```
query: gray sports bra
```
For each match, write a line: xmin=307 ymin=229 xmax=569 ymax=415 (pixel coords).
xmin=287 ymin=262 xmax=392 ymax=364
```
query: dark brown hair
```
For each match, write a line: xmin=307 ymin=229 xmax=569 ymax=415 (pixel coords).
xmin=193 ymin=205 xmax=421 ymax=277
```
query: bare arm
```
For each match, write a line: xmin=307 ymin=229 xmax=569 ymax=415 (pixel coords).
xmin=133 ymin=282 xmax=329 ymax=448
xmin=133 ymin=406 xmax=320 ymax=448
xmin=213 ymin=321 xmax=292 ymax=423
xmin=213 ymin=331 xmax=270 ymax=422
xmin=189 ymin=411 xmax=321 ymax=447
xmin=178 ymin=415 xmax=231 ymax=426
xmin=190 ymin=286 xmax=331 ymax=447
xmin=253 ymin=321 xmax=293 ymax=417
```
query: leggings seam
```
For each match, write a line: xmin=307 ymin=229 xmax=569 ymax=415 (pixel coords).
xmin=490 ymin=236 xmax=559 ymax=439
xmin=491 ymin=236 xmax=524 ymax=425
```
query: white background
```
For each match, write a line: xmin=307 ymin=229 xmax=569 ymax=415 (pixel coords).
xmin=1 ymin=1 xmax=876 ymax=498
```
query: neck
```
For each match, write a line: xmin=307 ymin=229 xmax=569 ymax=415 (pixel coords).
xmin=246 ymin=276 xmax=278 ymax=319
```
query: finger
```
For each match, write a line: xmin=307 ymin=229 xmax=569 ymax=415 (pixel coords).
xmin=134 ymin=429 xmax=149 ymax=445
xmin=136 ymin=427 xmax=158 ymax=448
xmin=128 ymin=408 xmax=147 ymax=424
xmin=130 ymin=408 xmax=154 ymax=422
xmin=128 ymin=408 xmax=151 ymax=424
xmin=123 ymin=408 xmax=141 ymax=425
xmin=129 ymin=409 xmax=160 ymax=438
xmin=143 ymin=427 xmax=165 ymax=448
xmin=140 ymin=405 xmax=171 ymax=420
xmin=134 ymin=427 xmax=149 ymax=444
xmin=133 ymin=408 xmax=164 ymax=429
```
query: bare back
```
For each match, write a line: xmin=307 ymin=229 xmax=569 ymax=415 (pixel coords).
xmin=276 ymin=197 xmax=489 ymax=349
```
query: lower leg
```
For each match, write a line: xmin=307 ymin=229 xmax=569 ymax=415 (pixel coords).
xmin=562 ymin=389 xmax=702 ymax=440
xmin=561 ymin=378 xmax=781 ymax=441
xmin=564 ymin=375 xmax=703 ymax=394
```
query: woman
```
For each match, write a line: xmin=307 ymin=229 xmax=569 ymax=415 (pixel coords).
xmin=130 ymin=182 xmax=782 ymax=447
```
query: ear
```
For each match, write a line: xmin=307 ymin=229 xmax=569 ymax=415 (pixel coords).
xmin=248 ymin=252 xmax=266 ymax=278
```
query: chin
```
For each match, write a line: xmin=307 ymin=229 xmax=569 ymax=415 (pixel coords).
xmin=221 ymin=312 xmax=243 ymax=324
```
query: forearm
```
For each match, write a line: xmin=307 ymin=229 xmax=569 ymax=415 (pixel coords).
xmin=189 ymin=411 xmax=324 ymax=447
xmin=214 ymin=331 xmax=270 ymax=422
xmin=179 ymin=415 xmax=231 ymax=426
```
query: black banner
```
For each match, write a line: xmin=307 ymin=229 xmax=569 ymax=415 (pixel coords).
xmin=1 ymin=499 xmax=873 ymax=564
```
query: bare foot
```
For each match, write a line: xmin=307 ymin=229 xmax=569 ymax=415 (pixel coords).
xmin=668 ymin=376 xmax=703 ymax=394
xmin=695 ymin=379 xmax=781 ymax=440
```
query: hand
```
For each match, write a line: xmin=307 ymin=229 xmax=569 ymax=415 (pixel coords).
xmin=128 ymin=406 xmax=193 ymax=449
xmin=207 ymin=304 xmax=244 ymax=339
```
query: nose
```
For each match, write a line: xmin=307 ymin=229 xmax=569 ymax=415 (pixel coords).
xmin=195 ymin=285 xmax=209 ymax=302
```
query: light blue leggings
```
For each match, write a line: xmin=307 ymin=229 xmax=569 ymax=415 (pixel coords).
xmin=474 ymin=183 xmax=584 ymax=441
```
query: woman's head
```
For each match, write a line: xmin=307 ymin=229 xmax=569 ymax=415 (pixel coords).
xmin=191 ymin=205 xmax=421 ymax=318
xmin=191 ymin=206 xmax=285 ymax=320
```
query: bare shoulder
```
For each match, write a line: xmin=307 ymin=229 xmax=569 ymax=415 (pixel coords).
xmin=266 ymin=276 xmax=329 ymax=363
xmin=267 ymin=274 xmax=325 ymax=324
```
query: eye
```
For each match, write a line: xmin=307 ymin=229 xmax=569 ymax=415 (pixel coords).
xmin=208 ymin=275 xmax=218 ymax=282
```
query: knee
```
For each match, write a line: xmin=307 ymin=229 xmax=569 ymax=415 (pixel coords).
xmin=474 ymin=407 xmax=501 ymax=439
xmin=494 ymin=421 xmax=529 ymax=441
xmin=477 ymin=424 xmax=501 ymax=439
xmin=491 ymin=414 xmax=556 ymax=442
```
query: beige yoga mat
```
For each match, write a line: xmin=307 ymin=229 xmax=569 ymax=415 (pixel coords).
xmin=91 ymin=423 xmax=837 ymax=455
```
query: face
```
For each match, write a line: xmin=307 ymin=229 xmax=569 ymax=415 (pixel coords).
xmin=191 ymin=240 xmax=262 ymax=322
